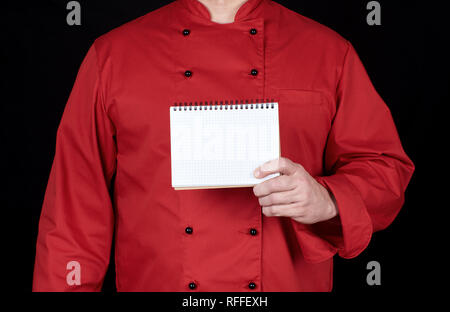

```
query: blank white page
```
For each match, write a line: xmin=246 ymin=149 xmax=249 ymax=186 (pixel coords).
xmin=170 ymin=102 xmax=280 ymax=189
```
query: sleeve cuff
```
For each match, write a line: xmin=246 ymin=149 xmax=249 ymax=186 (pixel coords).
xmin=290 ymin=174 xmax=373 ymax=263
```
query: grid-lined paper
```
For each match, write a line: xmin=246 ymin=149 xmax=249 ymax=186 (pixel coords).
xmin=170 ymin=103 xmax=280 ymax=189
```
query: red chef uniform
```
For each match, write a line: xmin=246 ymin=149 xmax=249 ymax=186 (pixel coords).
xmin=33 ymin=0 xmax=415 ymax=291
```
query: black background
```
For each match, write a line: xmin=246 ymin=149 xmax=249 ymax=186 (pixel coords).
xmin=4 ymin=0 xmax=442 ymax=299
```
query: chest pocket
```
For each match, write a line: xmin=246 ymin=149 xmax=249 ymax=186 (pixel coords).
xmin=276 ymin=89 xmax=332 ymax=173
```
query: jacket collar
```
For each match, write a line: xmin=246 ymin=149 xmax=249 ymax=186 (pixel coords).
xmin=179 ymin=0 xmax=266 ymax=23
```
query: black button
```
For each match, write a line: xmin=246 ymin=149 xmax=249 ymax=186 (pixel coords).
xmin=182 ymin=29 xmax=191 ymax=36
xmin=189 ymin=282 xmax=196 ymax=290
xmin=185 ymin=227 xmax=193 ymax=234
xmin=250 ymin=28 xmax=257 ymax=35
xmin=184 ymin=70 xmax=192 ymax=77
xmin=249 ymin=228 xmax=257 ymax=236
xmin=248 ymin=282 xmax=256 ymax=289
xmin=250 ymin=69 xmax=258 ymax=76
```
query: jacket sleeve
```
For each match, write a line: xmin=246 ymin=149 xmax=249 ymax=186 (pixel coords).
xmin=33 ymin=42 xmax=117 ymax=291
xmin=292 ymin=41 xmax=415 ymax=263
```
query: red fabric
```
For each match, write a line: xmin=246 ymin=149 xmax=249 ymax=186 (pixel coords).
xmin=33 ymin=0 xmax=414 ymax=292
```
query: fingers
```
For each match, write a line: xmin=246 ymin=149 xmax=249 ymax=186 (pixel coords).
xmin=256 ymin=187 xmax=300 ymax=206
xmin=253 ymin=157 xmax=312 ymax=221
xmin=262 ymin=203 xmax=305 ymax=218
xmin=254 ymin=157 xmax=302 ymax=179
xmin=253 ymin=175 xmax=296 ymax=197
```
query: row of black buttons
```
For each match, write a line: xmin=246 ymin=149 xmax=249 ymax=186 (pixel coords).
xmin=188 ymin=281 xmax=257 ymax=290
xmin=181 ymin=25 xmax=259 ymax=290
xmin=185 ymin=226 xmax=257 ymax=235
xmin=182 ymin=28 xmax=258 ymax=36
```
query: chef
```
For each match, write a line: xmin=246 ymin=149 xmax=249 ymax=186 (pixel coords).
xmin=33 ymin=0 xmax=415 ymax=291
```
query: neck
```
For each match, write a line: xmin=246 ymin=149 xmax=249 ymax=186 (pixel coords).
xmin=196 ymin=0 xmax=249 ymax=24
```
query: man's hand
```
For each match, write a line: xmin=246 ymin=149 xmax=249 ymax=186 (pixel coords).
xmin=253 ymin=157 xmax=338 ymax=224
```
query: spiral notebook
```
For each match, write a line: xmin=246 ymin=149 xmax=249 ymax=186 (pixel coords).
xmin=170 ymin=100 xmax=280 ymax=190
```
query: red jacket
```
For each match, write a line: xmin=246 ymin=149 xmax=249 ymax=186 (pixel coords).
xmin=33 ymin=0 xmax=415 ymax=291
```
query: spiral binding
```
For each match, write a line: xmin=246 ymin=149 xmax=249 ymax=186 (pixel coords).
xmin=172 ymin=99 xmax=276 ymax=111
